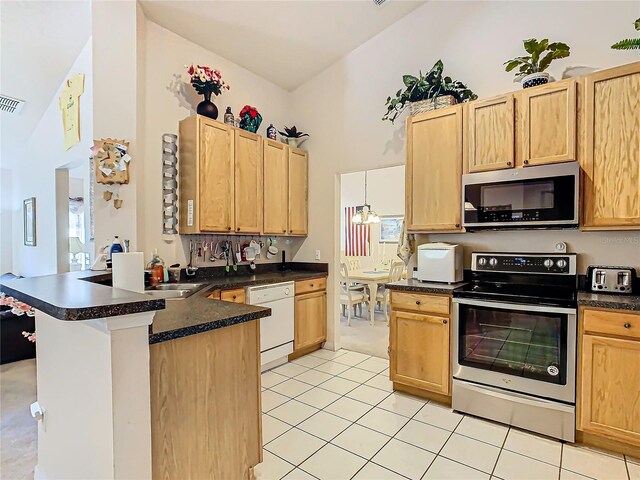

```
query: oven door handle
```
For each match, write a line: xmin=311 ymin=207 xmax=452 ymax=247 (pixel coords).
xmin=452 ymin=297 xmax=577 ymax=315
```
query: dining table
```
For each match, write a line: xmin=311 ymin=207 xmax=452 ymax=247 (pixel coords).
xmin=346 ymin=268 xmax=391 ymax=325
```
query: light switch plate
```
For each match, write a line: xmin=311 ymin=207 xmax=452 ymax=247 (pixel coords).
xmin=315 ymin=250 xmax=321 ymax=261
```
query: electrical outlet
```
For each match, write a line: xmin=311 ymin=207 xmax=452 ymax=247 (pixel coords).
xmin=315 ymin=250 xmax=321 ymax=261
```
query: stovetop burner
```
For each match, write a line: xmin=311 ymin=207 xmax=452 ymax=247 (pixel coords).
xmin=453 ymin=252 xmax=579 ymax=309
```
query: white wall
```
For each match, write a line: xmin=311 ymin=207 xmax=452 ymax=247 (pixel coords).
xmin=10 ymin=39 xmax=93 ymax=277
xmin=340 ymin=165 xmax=405 ymax=267
xmin=0 ymin=168 xmax=13 ymax=274
xmin=291 ymin=1 xmax=640 ymax=347
xmin=141 ymin=18 xmax=300 ymax=266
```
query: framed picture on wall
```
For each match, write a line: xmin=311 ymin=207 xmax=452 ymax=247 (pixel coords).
xmin=23 ymin=197 xmax=36 ymax=246
xmin=379 ymin=216 xmax=403 ymax=243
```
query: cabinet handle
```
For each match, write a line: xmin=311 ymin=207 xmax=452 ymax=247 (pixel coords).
xmin=227 ymin=227 xmax=231 ymax=231
xmin=236 ymin=228 xmax=241 ymax=232
xmin=524 ymin=160 xmax=530 ymax=165
xmin=310 ymin=284 xmax=314 ymax=287
xmin=624 ymin=323 xmax=632 ymax=329
xmin=415 ymin=300 xmax=421 ymax=305
xmin=283 ymin=230 xmax=286 ymax=233
xmin=507 ymin=161 xmax=512 ymax=166
xmin=232 ymin=295 xmax=237 ymax=300
xmin=455 ymin=224 xmax=460 ymax=228
xmin=443 ymin=319 xmax=448 ymax=324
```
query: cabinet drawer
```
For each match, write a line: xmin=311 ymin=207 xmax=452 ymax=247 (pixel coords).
xmin=220 ymin=288 xmax=245 ymax=304
xmin=391 ymin=292 xmax=450 ymax=315
xmin=583 ymin=309 xmax=640 ymax=340
xmin=296 ymin=277 xmax=326 ymax=295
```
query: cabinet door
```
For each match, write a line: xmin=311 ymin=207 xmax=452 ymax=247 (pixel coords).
xmin=468 ymin=94 xmax=515 ymax=172
xmin=579 ymin=334 xmax=640 ymax=447
xmin=294 ymin=291 xmax=326 ymax=350
xmin=521 ymin=80 xmax=577 ymax=167
xmin=406 ymin=107 xmax=463 ymax=231
xmin=235 ymin=130 xmax=262 ymax=234
xmin=199 ymin=118 xmax=234 ymax=232
xmin=263 ymin=139 xmax=289 ymax=235
xmin=288 ymin=148 xmax=308 ymax=235
xmin=583 ymin=63 xmax=640 ymax=229
xmin=390 ymin=310 xmax=450 ymax=395
xmin=220 ymin=288 xmax=245 ymax=304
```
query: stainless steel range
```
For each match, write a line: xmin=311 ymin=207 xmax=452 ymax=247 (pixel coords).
xmin=452 ymin=252 xmax=578 ymax=442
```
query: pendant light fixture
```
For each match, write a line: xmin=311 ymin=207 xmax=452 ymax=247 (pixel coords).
xmin=351 ymin=170 xmax=380 ymax=225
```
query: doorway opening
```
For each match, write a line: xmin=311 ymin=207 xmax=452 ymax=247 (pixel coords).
xmin=337 ymin=165 xmax=406 ymax=358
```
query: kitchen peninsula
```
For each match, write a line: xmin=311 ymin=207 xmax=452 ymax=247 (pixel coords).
xmin=0 ymin=263 xmax=327 ymax=480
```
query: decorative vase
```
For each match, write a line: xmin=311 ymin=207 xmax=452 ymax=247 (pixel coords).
xmin=282 ymin=137 xmax=307 ymax=148
xmin=521 ymin=72 xmax=550 ymax=89
xmin=196 ymin=91 xmax=218 ymax=120
xmin=266 ymin=124 xmax=277 ymax=140
xmin=239 ymin=112 xmax=262 ymax=133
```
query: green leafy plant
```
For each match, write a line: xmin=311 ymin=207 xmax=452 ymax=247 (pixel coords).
xmin=278 ymin=126 xmax=309 ymax=138
xmin=611 ymin=18 xmax=640 ymax=51
xmin=383 ymin=60 xmax=478 ymax=123
xmin=504 ymin=38 xmax=570 ymax=80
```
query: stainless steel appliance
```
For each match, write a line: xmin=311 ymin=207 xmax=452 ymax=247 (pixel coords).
xmin=417 ymin=243 xmax=464 ymax=283
xmin=462 ymin=162 xmax=580 ymax=230
xmin=452 ymin=252 xmax=578 ymax=442
xmin=587 ymin=265 xmax=637 ymax=294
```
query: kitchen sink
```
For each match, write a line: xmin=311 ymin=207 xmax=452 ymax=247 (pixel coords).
xmin=145 ymin=283 xmax=208 ymax=300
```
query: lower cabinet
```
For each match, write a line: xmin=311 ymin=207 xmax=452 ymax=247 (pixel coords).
xmin=293 ymin=279 xmax=327 ymax=354
xmin=579 ymin=308 xmax=640 ymax=449
xmin=389 ymin=291 xmax=452 ymax=396
xmin=207 ymin=288 xmax=245 ymax=304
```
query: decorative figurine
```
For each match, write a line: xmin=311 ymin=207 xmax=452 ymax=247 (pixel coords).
xmin=224 ymin=106 xmax=235 ymax=126
xmin=266 ymin=123 xmax=277 ymax=140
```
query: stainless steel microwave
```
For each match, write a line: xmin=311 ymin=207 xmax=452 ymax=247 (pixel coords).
xmin=462 ymin=162 xmax=579 ymax=230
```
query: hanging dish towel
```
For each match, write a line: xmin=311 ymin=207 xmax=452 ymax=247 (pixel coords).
xmin=397 ymin=219 xmax=415 ymax=266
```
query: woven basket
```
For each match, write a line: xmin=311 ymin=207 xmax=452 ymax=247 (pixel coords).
xmin=409 ymin=95 xmax=457 ymax=116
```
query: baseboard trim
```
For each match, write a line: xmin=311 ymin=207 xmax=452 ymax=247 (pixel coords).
xmin=576 ymin=431 xmax=640 ymax=457
xmin=394 ymin=382 xmax=452 ymax=407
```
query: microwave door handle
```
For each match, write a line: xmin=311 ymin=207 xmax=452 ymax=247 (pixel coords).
xmin=452 ymin=297 xmax=576 ymax=315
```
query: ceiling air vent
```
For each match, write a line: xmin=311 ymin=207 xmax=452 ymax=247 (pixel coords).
xmin=0 ymin=95 xmax=25 ymax=115
xmin=373 ymin=0 xmax=386 ymax=5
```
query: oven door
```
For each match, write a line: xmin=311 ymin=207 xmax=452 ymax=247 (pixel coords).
xmin=453 ymin=298 xmax=576 ymax=404
xmin=462 ymin=162 xmax=579 ymax=229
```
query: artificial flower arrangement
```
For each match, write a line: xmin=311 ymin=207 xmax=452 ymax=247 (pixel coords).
xmin=239 ymin=105 xmax=263 ymax=133
xmin=0 ymin=293 xmax=36 ymax=342
xmin=186 ymin=64 xmax=230 ymax=96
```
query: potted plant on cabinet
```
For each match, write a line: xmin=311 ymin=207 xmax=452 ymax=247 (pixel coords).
xmin=611 ymin=18 xmax=640 ymax=51
xmin=278 ymin=126 xmax=309 ymax=147
xmin=504 ymin=38 xmax=571 ymax=88
xmin=383 ymin=60 xmax=478 ymax=123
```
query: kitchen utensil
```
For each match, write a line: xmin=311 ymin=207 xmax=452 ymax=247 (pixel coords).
xmin=587 ymin=265 xmax=637 ymax=294
xmin=235 ymin=242 xmax=242 ymax=263
xmin=250 ymin=261 xmax=256 ymax=270
xmin=245 ymin=246 xmax=257 ymax=261
xmin=241 ymin=243 xmax=250 ymax=262
xmin=267 ymin=245 xmax=278 ymax=259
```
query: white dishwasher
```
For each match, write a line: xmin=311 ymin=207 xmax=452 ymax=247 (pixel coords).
xmin=246 ymin=282 xmax=295 ymax=371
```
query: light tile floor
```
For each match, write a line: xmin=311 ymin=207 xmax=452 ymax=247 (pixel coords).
xmin=255 ymin=349 xmax=637 ymax=480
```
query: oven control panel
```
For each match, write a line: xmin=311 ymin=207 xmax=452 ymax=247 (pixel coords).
xmin=472 ymin=253 xmax=576 ymax=275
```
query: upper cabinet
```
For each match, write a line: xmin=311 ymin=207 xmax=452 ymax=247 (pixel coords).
xmin=406 ymin=106 xmax=463 ymax=232
xmin=234 ymin=129 xmax=263 ymax=234
xmin=179 ymin=116 xmax=309 ymax=236
xmin=288 ymin=148 xmax=309 ymax=236
xmin=582 ymin=62 xmax=640 ymax=230
xmin=520 ymin=79 xmax=577 ymax=167
xmin=467 ymin=94 xmax=515 ymax=172
xmin=263 ymin=139 xmax=290 ymax=235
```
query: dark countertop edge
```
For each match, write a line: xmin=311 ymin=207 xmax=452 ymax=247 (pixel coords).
xmin=148 ymin=306 xmax=271 ymax=344
xmin=0 ymin=283 xmax=166 ymax=321
xmin=577 ymin=292 xmax=640 ymax=312
xmin=199 ymin=271 xmax=328 ymax=290
xmin=384 ymin=280 xmax=466 ymax=295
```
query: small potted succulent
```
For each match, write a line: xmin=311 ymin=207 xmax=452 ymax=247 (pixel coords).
xmin=239 ymin=105 xmax=262 ymax=133
xmin=278 ymin=126 xmax=309 ymax=147
xmin=611 ymin=17 xmax=640 ymax=51
xmin=383 ymin=60 xmax=477 ymax=123
xmin=186 ymin=64 xmax=230 ymax=120
xmin=504 ymin=39 xmax=570 ymax=88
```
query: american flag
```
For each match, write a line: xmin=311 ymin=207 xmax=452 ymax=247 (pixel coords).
xmin=344 ymin=206 xmax=370 ymax=256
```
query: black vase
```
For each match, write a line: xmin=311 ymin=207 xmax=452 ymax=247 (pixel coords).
xmin=196 ymin=91 xmax=218 ymax=120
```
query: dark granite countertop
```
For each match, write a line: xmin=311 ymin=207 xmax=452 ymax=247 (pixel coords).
xmin=385 ymin=279 xmax=467 ymax=294
xmin=578 ymin=291 xmax=640 ymax=312
xmin=0 ymin=270 xmax=165 ymax=321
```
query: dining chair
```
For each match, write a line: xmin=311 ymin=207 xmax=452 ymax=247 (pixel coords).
xmin=339 ymin=263 xmax=368 ymax=326
xmin=375 ymin=261 xmax=405 ymax=325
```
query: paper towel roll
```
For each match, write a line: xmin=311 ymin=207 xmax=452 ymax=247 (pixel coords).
xmin=112 ymin=252 xmax=145 ymax=293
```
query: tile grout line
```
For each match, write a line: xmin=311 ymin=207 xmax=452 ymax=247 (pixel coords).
xmin=489 ymin=426 xmax=511 ymax=478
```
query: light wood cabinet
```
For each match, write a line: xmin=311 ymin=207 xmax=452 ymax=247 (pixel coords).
xmin=467 ymin=94 xmax=515 ymax=172
xmin=520 ymin=79 xmax=577 ymax=167
xmin=582 ymin=62 xmax=640 ymax=230
xmin=263 ymin=139 xmax=289 ymax=235
xmin=578 ymin=308 xmax=640 ymax=448
xmin=406 ymin=107 xmax=463 ymax=232
xmin=389 ymin=292 xmax=451 ymax=396
xmin=288 ymin=148 xmax=309 ymax=235
xmin=234 ymin=129 xmax=263 ymax=234
xmin=294 ymin=290 xmax=327 ymax=351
